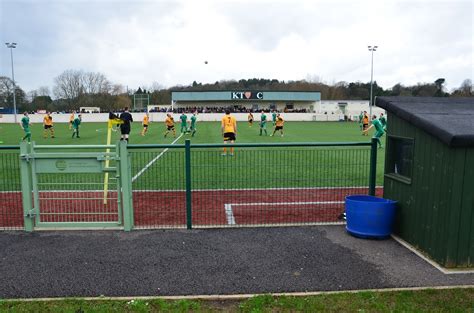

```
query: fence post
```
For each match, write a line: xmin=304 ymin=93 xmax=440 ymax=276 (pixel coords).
xmin=185 ymin=139 xmax=192 ymax=229
xmin=119 ymin=141 xmax=134 ymax=231
xmin=19 ymin=141 xmax=34 ymax=232
xmin=369 ymin=137 xmax=377 ymax=196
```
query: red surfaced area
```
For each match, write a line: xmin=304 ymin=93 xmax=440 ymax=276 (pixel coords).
xmin=2 ymin=188 xmax=383 ymax=228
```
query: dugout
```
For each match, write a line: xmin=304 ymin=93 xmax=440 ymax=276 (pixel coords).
xmin=171 ymin=91 xmax=321 ymax=112
xmin=376 ymin=96 xmax=474 ymax=268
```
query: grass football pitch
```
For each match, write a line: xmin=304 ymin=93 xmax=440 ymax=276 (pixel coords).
xmin=0 ymin=120 xmax=385 ymax=190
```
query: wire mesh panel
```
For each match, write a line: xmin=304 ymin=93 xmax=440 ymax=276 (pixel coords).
xmin=191 ymin=147 xmax=375 ymax=227
xmin=128 ymin=142 xmax=378 ymax=229
xmin=130 ymin=148 xmax=186 ymax=229
xmin=0 ymin=149 xmax=23 ymax=230
xmin=35 ymin=172 xmax=119 ymax=224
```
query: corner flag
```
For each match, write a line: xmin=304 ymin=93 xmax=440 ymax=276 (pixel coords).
xmin=104 ymin=112 xmax=124 ymax=205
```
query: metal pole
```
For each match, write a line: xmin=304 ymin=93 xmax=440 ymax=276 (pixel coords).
xmin=6 ymin=43 xmax=17 ymax=123
xmin=119 ymin=140 xmax=134 ymax=231
xmin=185 ymin=139 xmax=192 ymax=229
xmin=369 ymin=137 xmax=378 ymax=196
xmin=20 ymin=141 xmax=34 ymax=231
xmin=369 ymin=48 xmax=374 ymax=118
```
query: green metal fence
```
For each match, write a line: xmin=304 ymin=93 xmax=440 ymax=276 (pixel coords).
xmin=0 ymin=146 xmax=22 ymax=230
xmin=1 ymin=139 xmax=378 ymax=231
xmin=129 ymin=139 xmax=379 ymax=229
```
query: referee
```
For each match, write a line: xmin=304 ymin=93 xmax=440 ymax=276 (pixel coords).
xmin=119 ymin=107 xmax=133 ymax=142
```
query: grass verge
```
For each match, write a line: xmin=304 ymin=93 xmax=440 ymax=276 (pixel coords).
xmin=1 ymin=287 xmax=473 ymax=312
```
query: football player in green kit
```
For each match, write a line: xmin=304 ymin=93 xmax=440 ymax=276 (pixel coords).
xmin=259 ymin=110 xmax=268 ymax=136
xmin=20 ymin=112 xmax=32 ymax=142
xmin=179 ymin=113 xmax=188 ymax=134
xmin=363 ymin=114 xmax=385 ymax=148
xmin=379 ymin=113 xmax=387 ymax=131
xmin=189 ymin=112 xmax=197 ymax=137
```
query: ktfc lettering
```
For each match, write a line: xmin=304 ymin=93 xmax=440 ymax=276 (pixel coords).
xmin=231 ymin=92 xmax=263 ymax=100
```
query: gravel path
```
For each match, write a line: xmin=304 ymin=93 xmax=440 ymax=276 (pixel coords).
xmin=0 ymin=226 xmax=472 ymax=298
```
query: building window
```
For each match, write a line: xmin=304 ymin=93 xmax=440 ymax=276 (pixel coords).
xmin=386 ymin=136 xmax=414 ymax=183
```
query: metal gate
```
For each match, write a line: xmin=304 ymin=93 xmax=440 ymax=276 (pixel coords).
xmin=19 ymin=141 xmax=133 ymax=231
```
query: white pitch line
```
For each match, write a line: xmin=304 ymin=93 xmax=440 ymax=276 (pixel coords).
xmin=124 ymin=186 xmax=384 ymax=193
xmin=225 ymin=201 xmax=345 ymax=225
xmin=230 ymin=201 xmax=344 ymax=206
xmin=131 ymin=134 xmax=183 ymax=182
xmin=0 ymin=187 xmax=383 ymax=194
xmin=224 ymin=203 xmax=236 ymax=225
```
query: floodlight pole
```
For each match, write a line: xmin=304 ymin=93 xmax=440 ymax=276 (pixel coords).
xmin=368 ymin=45 xmax=378 ymax=119
xmin=5 ymin=42 xmax=18 ymax=123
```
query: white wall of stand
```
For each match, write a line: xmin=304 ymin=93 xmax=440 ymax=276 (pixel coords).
xmin=0 ymin=109 xmax=386 ymax=124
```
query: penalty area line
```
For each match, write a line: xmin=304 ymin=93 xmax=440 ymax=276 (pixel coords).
xmin=131 ymin=133 xmax=183 ymax=182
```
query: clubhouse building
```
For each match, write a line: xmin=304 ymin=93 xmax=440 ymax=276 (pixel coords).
xmin=168 ymin=91 xmax=321 ymax=113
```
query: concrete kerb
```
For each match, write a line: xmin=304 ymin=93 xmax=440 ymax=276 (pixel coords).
xmin=3 ymin=285 xmax=473 ymax=302
xmin=391 ymin=234 xmax=474 ymax=275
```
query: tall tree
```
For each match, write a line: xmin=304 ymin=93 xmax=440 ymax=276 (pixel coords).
xmin=53 ymin=69 xmax=84 ymax=100
xmin=451 ymin=79 xmax=473 ymax=97
xmin=82 ymin=72 xmax=110 ymax=94
xmin=0 ymin=76 xmax=14 ymax=108
xmin=434 ymin=78 xmax=447 ymax=97
xmin=38 ymin=86 xmax=50 ymax=96
xmin=0 ymin=76 xmax=28 ymax=111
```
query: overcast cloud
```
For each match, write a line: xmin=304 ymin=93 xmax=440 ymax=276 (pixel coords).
xmin=0 ymin=0 xmax=472 ymax=95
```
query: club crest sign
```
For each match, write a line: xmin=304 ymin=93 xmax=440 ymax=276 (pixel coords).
xmin=231 ymin=91 xmax=264 ymax=100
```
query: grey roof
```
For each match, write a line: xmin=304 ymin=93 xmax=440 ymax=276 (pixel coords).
xmin=376 ymin=97 xmax=474 ymax=147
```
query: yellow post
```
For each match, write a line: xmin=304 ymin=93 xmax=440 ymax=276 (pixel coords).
xmin=103 ymin=120 xmax=113 ymax=205
xmin=103 ymin=115 xmax=124 ymax=205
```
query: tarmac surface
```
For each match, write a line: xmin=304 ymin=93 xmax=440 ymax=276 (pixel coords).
xmin=0 ymin=226 xmax=473 ymax=299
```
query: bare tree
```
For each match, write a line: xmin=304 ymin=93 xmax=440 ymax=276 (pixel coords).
xmin=38 ymin=86 xmax=50 ymax=97
xmin=110 ymin=84 xmax=125 ymax=95
xmin=0 ymin=76 xmax=14 ymax=107
xmin=457 ymin=79 xmax=473 ymax=96
xmin=82 ymin=72 xmax=111 ymax=94
xmin=26 ymin=90 xmax=38 ymax=102
xmin=53 ymin=69 xmax=114 ymax=101
xmin=0 ymin=76 xmax=14 ymax=94
xmin=148 ymin=81 xmax=164 ymax=92
xmin=53 ymin=69 xmax=84 ymax=100
xmin=305 ymin=74 xmax=322 ymax=83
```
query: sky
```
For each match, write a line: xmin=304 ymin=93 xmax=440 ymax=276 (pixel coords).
xmin=0 ymin=0 xmax=472 ymax=96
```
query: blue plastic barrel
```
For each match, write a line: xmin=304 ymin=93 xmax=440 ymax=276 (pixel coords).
xmin=345 ymin=195 xmax=397 ymax=239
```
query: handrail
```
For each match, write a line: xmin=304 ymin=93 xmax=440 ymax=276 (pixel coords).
xmin=0 ymin=145 xmax=20 ymax=150
xmin=128 ymin=141 xmax=372 ymax=149
xmin=1 ymin=142 xmax=373 ymax=151
xmin=34 ymin=145 xmax=116 ymax=149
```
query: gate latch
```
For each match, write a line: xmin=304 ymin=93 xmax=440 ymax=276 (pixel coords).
xmin=20 ymin=154 xmax=32 ymax=162
xmin=25 ymin=208 xmax=37 ymax=218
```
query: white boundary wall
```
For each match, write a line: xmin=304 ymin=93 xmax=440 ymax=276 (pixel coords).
xmin=1 ymin=113 xmax=349 ymax=123
xmin=0 ymin=108 xmax=386 ymax=124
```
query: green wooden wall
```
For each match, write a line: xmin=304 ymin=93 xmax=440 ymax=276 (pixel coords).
xmin=384 ymin=114 xmax=473 ymax=268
